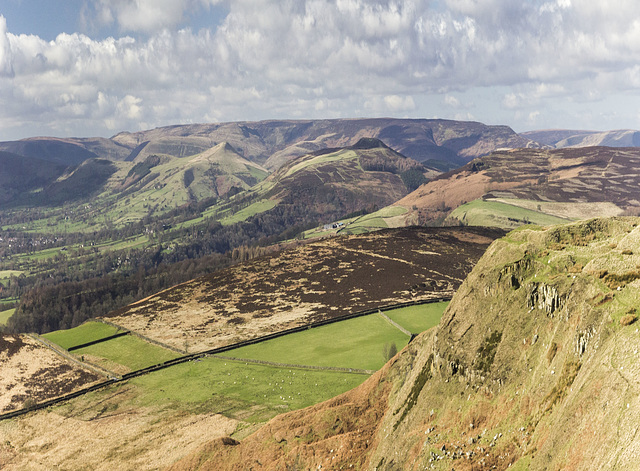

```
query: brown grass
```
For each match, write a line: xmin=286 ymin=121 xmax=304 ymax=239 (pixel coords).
xmin=0 ymin=400 xmax=237 ymax=470
xmin=0 ymin=335 xmax=102 ymax=413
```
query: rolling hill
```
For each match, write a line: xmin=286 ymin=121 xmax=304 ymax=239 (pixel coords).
xmin=0 ymin=118 xmax=539 ymax=176
xmin=112 ymin=118 xmax=538 ymax=171
xmin=0 ymin=151 xmax=66 ymax=205
xmin=522 ymin=129 xmax=640 ymax=148
xmin=262 ymin=137 xmax=437 ymax=210
xmin=391 ymin=146 xmax=640 ymax=229
xmin=0 ymin=137 xmax=130 ymax=165
xmin=199 ymin=137 xmax=439 ymax=232
xmin=107 ymin=141 xmax=269 ymax=210
xmin=0 ymin=141 xmax=268 ymax=216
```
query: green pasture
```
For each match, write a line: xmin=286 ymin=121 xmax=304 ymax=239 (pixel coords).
xmin=73 ymin=335 xmax=181 ymax=371
xmin=0 ymin=308 xmax=15 ymax=325
xmin=384 ymin=301 xmax=449 ymax=334
xmin=330 ymin=206 xmax=408 ymax=235
xmin=219 ymin=199 xmax=278 ymax=226
xmin=448 ymin=199 xmax=570 ymax=229
xmin=285 ymin=149 xmax=358 ymax=177
xmin=350 ymin=217 xmax=388 ymax=229
xmin=365 ymin=205 xmax=408 ymax=219
xmin=15 ymin=246 xmax=68 ymax=263
xmin=129 ymin=357 xmax=366 ymax=422
xmin=43 ymin=321 xmax=123 ymax=350
xmin=230 ymin=314 xmax=411 ymax=371
xmin=0 ymin=270 xmax=24 ymax=279
xmin=94 ymin=234 xmax=149 ymax=252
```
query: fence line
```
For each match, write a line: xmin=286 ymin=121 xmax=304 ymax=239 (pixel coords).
xmin=1 ymin=297 xmax=451 ymax=422
xmin=67 ymin=331 xmax=130 ymax=352
xmin=377 ymin=310 xmax=412 ymax=336
xmin=210 ymin=355 xmax=375 ymax=375
xmin=27 ymin=333 xmax=120 ymax=379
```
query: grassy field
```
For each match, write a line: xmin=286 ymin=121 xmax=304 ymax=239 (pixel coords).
xmin=129 ymin=356 xmax=367 ymax=422
xmin=219 ymin=199 xmax=278 ymax=226
xmin=230 ymin=314 xmax=410 ymax=371
xmin=384 ymin=301 xmax=449 ymax=334
xmin=42 ymin=321 xmax=123 ymax=350
xmin=74 ymin=335 xmax=181 ymax=371
xmin=337 ymin=206 xmax=408 ymax=234
xmin=448 ymin=199 xmax=570 ymax=229
xmin=284 ymin=149 xmax=358 ymax=177
xmin=0 ymin=269 xmax=24 ymax=279
xmin=0 ymin=308 xmax=15 ymax=325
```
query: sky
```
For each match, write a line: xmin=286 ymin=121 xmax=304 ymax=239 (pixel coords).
xmin=1 ymin=0 xmax=640 ymax=141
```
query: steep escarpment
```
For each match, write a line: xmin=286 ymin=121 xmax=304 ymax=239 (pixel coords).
xmin=371 ymin=217 xmax=640 ymax=470
xmin=174 ymin=217 xmax=640 ymax=470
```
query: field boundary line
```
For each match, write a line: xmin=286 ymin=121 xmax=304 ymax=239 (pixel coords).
xmin=377 ymin=310 xmax=412 ymax=336
xmin=68 ymin=331 xmax=130 ymax=351
xmin=2 ymin=297 xmax=451 ymax=422
xmin=27 ymin=333 xmax=120 ymax=380
xmin=96 ymin=319 xmax=187 ymax=354
xmin=210 ymin=355 xmax=375 ymax=375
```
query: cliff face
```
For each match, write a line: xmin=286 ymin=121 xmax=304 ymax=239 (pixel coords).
xmin=171 ymin=217 xmax=640 ymax=470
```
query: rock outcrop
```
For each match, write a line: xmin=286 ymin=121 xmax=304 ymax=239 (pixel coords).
xmin=171 ymin=217 xmax=640 ymax=470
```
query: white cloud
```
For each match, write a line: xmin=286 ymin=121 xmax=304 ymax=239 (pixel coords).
xmin=3 ymin=1 xmax=640 ymax=139
xmin=443 ymin=95 xmax=462 ymax=108
xmin=383 ymin=95 xmax=416 ymax=112
xmin=502 ymin=93 xmax=522 ymax=110
xmin=0 ymin=16 xmax=14 ymax=77
xmin=527 ymin=110 xmax=541 ymax=126
xmin=117 ymin=95 xmax=143 ymax=120
xmin=87 ymin=0 xmax=224 ymax=34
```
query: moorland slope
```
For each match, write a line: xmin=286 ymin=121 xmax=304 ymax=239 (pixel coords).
xmin=174 ymin=217 xmax=640 ymax=470
xmin=0 ymin=225 xmax=501 ymax=470
xmin=394 ymin=146 xmax=640 ymax=228
xmin=105 ymin=225 xmax=500 ymax=352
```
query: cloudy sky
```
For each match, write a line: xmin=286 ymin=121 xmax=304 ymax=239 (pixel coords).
xmin=1 ymin=0 xmax=639 ymax=141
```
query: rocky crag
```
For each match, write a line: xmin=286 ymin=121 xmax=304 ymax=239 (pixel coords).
xmin=173 ymin=217 xmax=640 ymax=470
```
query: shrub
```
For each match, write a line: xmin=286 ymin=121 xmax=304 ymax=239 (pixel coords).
xmin=382 ymin=342 xmax=398 ymax=362
xmin=620 ymin=314 xmax=637 ymax=326
xmin=603 ymin=270 xmax=640 ymax=289
xmin=546 ymin=342 xmax=559 ymax=364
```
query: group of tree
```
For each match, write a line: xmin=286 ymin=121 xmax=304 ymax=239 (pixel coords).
xmin=2 ymin=200 xmax=325 ymax=333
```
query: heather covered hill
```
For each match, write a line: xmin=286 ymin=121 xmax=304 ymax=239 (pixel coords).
xmin=105 ymin=225 xmax=501 ymax=352
xmin=257 ymin=137 xmax=437 ymax=216
xmin=0 ymin=334 xmax=102 ymax=414
xmin=393 ymin=146 xmax=640 ymax=228
xmin=174 ymin=217 xmax=640 ymax=470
